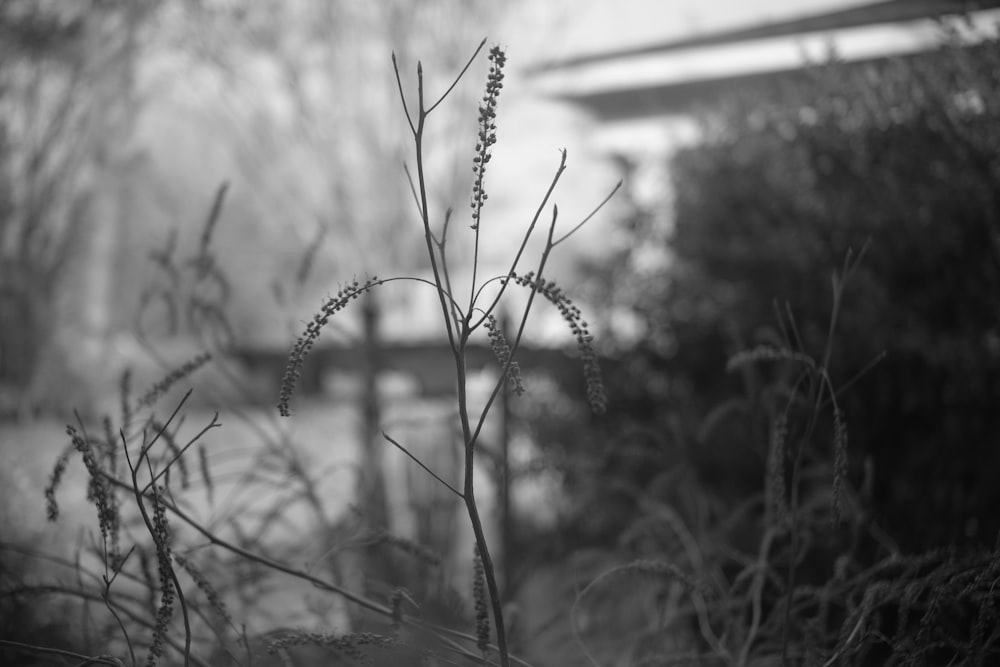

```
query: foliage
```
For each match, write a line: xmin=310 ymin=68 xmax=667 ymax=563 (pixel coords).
xmin=570 ymin=30 xmax=1000 ymax=553
xmin=507 ymin=24 xmax=1000 ymax=667
xmin=665 ymin=35 xmax=1000 ymax=551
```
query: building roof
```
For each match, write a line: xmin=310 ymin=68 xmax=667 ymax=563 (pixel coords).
xmin=530 ymin=0 xmax=1000 ymax=120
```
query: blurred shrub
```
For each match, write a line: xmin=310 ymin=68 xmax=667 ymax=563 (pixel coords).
xmin=662 ymin=33 xmax=1000 ymax=550
xmin=534 ymin=30 xmax=1000 ymax=560
xmin=495 ymin=29 xmax=1000 ymax=666
xmin=516 ymin=31 xmax=1000 ymax=576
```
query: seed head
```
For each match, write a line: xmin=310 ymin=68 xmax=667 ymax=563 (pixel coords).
xmin=470 ymin=46 xmax=507 ymax=230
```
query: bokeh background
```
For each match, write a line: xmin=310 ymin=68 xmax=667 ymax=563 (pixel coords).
xmin=3 ymin=1 xmax=1000 ymax=665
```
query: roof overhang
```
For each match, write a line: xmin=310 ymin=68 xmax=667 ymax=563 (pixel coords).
xmin=529 ymin=0 xmax=1000 ymax=120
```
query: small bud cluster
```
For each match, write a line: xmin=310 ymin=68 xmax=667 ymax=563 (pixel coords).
xmin=278 ymin=277 xmax=381 ymax=416
xmin=473 ymin=544 xmax=490 ymax=657
xmin=507 ymin=271 xmax=607 ymax=414
xmin=174 ymin=553 xmax=231 ymax=625
xmin=485 ymin=314 xmax=525 ymax=395
xmin=148 ymin=485 xmax=174 ymax=667
xmin=99 ymin=417 xmax=123 ymax=564
xmin=45 ymin=446 xmax=72 ymax=521
xmin=470 ymin=46 xmax=506 ymax=230
xmin=64 ymin=426 xmax=119 ymax=549
xmin=136 ymin=353 xmax=212 ymax=411
xmin=267 ymin=631 xmax=394 ymax=665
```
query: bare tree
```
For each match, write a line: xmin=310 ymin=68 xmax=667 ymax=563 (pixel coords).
xmin=0 ymin=0 xmax=154 ymax=417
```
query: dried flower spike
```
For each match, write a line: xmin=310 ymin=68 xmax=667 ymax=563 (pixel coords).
xmin=485 ymin=314 xmax=525 ymax=396
xmin=473 ymin=544 xmax=491 ymax=657
xmin=175 ymin=553 xmax=231 ymax=625
xmin=507 ymin=271 xmax=607 ymax=414
xmin=147 ymin=485 xmax=175 ymax=667
xmin=470 ymin=45 xmax=506 ymax=230
xmin=279 ymin=276 xmax=381 ymax=416
xmin=136 ymin=353 xmax=212 ymax=411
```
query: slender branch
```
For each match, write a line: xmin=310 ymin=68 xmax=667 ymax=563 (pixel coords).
xmin=825 ymin=350 xmax=887 ymax=407
xmin=470 ymin=149 xmax=568 ymax=331
xmin=391 ymin=52 xmax=416 ymax=136
xmin=124 ymin=432 xmax=192 ymax=667
xmin=435 ymin=208 xmax=464 ymax=334
xmin=551 ymin=179 xmax=622 ymax=247
xmin=411 ymin=68 xmax=460 ymax=352
xmin=450 ymin=206 xmax=562 ymax=667
xmin=132 ymin=388 xmax=194 ymax=472
xmin=101 ymin=545 xmax=137 ymax=667
xmin=402 ymin=162 xmax=422 ymax=219
xmin=382 ymin=431 xmax=464 ymax=499
xmin=469 ymin=205 xmax=559 ymax=449
xmin=144 ymin=412 xmax=222 ymax=494
xmin=458 ymin=394 xmax=512 ymax=667
xmin=426 ymin=37 xmax=488 ymax=114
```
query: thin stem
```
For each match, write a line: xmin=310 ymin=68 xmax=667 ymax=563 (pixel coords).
xmin=435 ymin=208 xmax=464 ymax=333
xmin=412 ymin=76 xmax=460 ymax=352
xmin=470 ymin=149 xmax=567 ymax=331
xmin=456 ymin=352 xmax=511 ymax=667
xmin=144 ymin=412 xmax=221 ymax=494
xmin=382 ymin=431 xmax=464 ymax=499
xmin=102 ymin=546 xmax=137 ymax=667
xmin=824 ymin=349 xmax=887 ymax=407
xmin=391 ymin=52 xmax=416 ymax=136
xmin=551 ymin=179 xmax=622 ymax=247
xmin=469 ymin=205 xmax=559 ymax=449
xmin=784 ymin=302 xmax=806 ymax=355
xmin=426 ymin=37 xmax=488 ymax=114
xmin=452 ymin=204 xmax=562 ymax=667
xmin=124 ymin=431 xmax=192 ymax=667
xmin=132 ymin=388 xmax=194 ymax=474
xmin=402 ymin=162 xmax=423 ymax=219
xmin=470 ymin=210 xmax=482 ymax=316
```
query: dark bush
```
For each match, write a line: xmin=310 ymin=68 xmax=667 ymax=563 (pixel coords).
xmin=663 ymin=36 xmax=1000 ymax=550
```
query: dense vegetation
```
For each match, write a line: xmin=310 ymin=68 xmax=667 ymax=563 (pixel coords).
xmin=525 ymin=28 xmax=1000 ymax=665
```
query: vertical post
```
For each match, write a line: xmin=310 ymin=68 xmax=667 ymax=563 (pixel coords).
xmin=499 ymin=307 xmax=513 ymax=598
xmin=360 ymin=292 xmax=389 ymax=534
